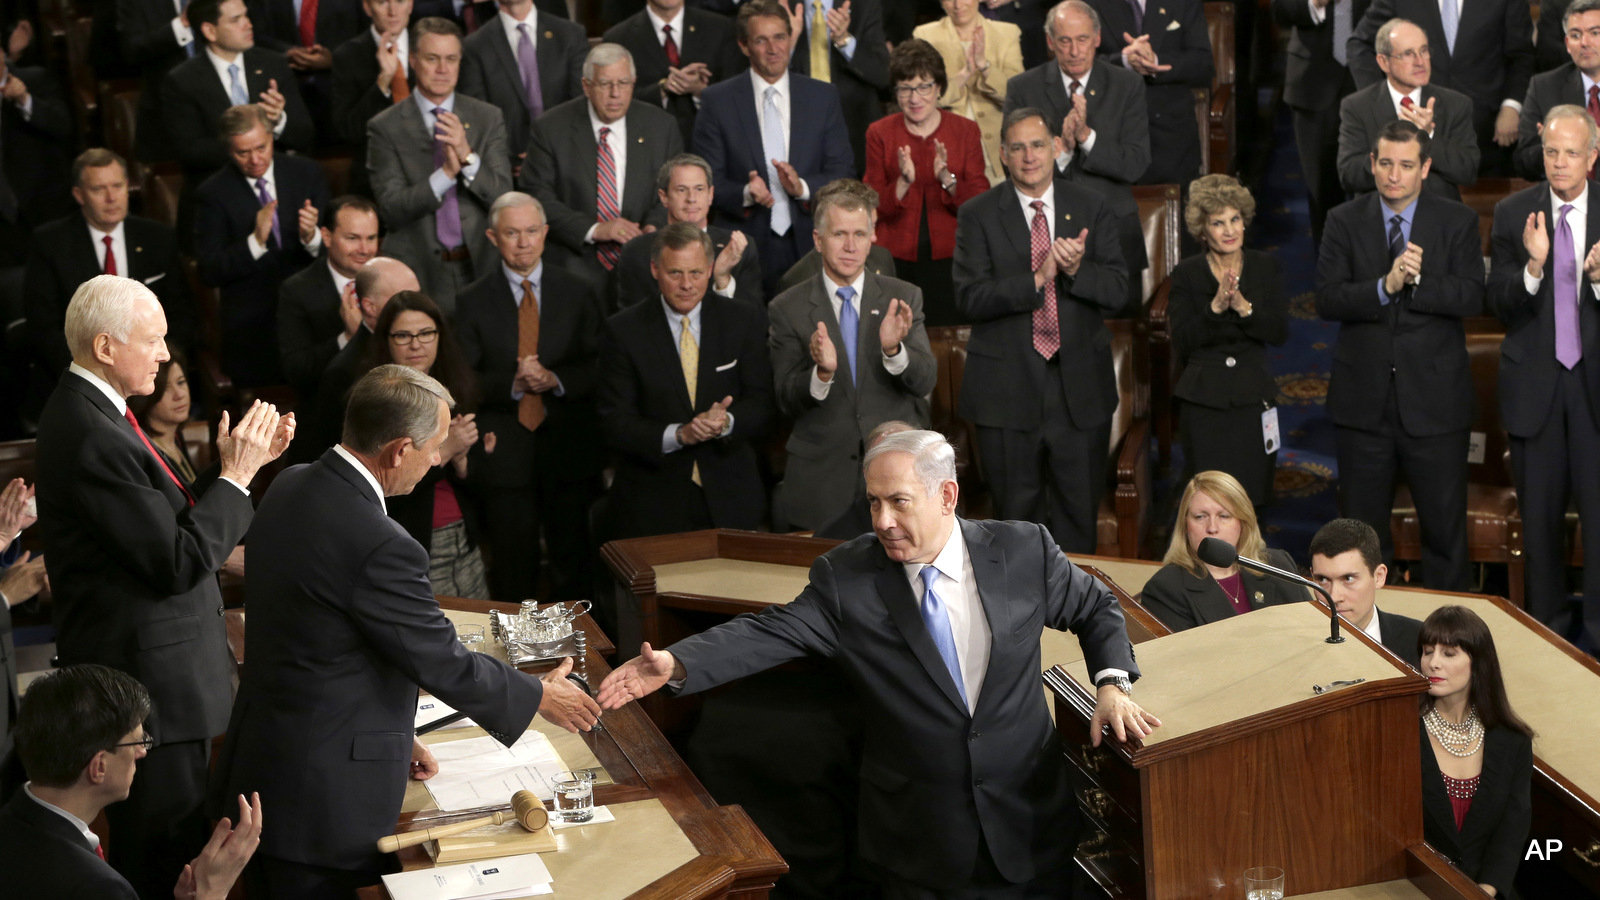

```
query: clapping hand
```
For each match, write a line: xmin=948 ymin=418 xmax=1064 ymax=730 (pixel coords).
xmin=216 ymin=400 xmax=285 ymax=486
xmin=339 ymin=283 xmax=362 ymax=339
xmin=1397 ymin=95 xmax=1435 ymax=135
xmin=810 ymin=320 xmax=838 ymax=380
xmin=773 ymin=160 xmax=805 ymax=198
xmin=879 ymin=298 xmax=913 ymax=354
xmin=933 ymin=139 xmax=952 ymax=189
xmin=1584 ymin=240 xmax=1600 ymax=283
xmin=258 ymin=79 xmax=286 ymax=122
xmin=897 ymin=145 xmax=916 ymax=185
xmin=253 ymin=201 xmax=278 ymax=246
xmin=1523 ymin=211 xmax=1549 ymax=278
xmin=1385 ymin=242 xmax=1423 ymax=295
xmin=714 ymin=231 xmax=747 ymax=289
xmin=174 ymin=792 xmax=262 ymax=900
xmin=746 ymin=170 xmax=775 ymax=208
xmin=1211 ymin=268 xmax=1236 ymax=314
xmin=441 ymin=413 xmax=480 ymax=464
xmin=824 ymin=0 xmax=853 ymax=45
xmin=0 ymin=477 xmax=37 ymax=541
xmin=679 ymin=396 xmax=734 ymax=444
xmin=1051 ymin=228 xmax=1089 ymax=277
xmin=296 ymin=200 xmax=319 ymax=246
xmin=1121 ymin=34 xmax=1171 ymax=75
xmin=597 ymin=642 xmax=681 ymax=709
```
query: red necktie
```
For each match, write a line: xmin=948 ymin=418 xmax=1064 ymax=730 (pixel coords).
xmin=596 ymin=127 xmax=622 ymax=270
xmin=103 ymin=235 xmax=117 ymax=276
xmin=94 ymin=843 xmax=106 ymax=861
xmin=1588 ymin=86 xmax=1600 ymax=178
xmin=663 ymin=23 xmax=680 ymax=67
xmin=298 ymin=0 xmax=318 ymax=46
xmin=1030 ymin=200 xmax=1060 ymax=358
xmin=461 ymin=2 xmax=479 ymax=33
xmin=1400 ymin=95 xmax=1414 ymax=111
xmin=124 ymin=407 xmax=195 ymax=506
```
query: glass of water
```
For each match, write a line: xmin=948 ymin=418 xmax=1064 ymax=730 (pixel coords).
xmin=1243 ymin=866 xmax=1284 ymax=900
xmin=456 ymin=624 xmax=484 ymax=648
xmin=550 ymin=770 xmax=596 ymax=823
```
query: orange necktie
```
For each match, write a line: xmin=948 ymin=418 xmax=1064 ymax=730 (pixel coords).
xmin=517 ymin=279 xmax=545 ymax=431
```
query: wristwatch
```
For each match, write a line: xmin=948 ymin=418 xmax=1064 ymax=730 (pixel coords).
xmin=941 ymin=173 xmax=957 ymax=191
xmin=1095 ymin=674 xmax=1133 ymax=696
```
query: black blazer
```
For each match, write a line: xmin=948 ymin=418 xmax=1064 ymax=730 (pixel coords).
xmin=1138 ymin=548 xmax=1306 ymax=632
xmin=1419 ymin=722 xmax=1533 ymax=898
xmin=118 ymin=0 xmax=197 ymax=162
xmin=784 ymin=0 xmax=890 ymax=171
xmin=458 ymin=10 xmax=587 ymax=163
xmin=0 ymin=791 xmax=138 ymax=899
xmin=1377 ymin=607 xmax=1423 ymax=668
xmin=329 ymin=28 xmax=404 ymax=197
xmin=454 ymin=263 xmax=604 ymax=489
xmin=952 ymin=178 xmax=1126 ymax=432
xmin=669 ymin=518 xmax=1140 ymax=886
xmin=209 ymin=449 xmax=544 ymax=872
xmin=1315 ymin=191 xmax=1483 ymax=437
xmin=598 ymin=293 xmax=775 ymax=533
xmin=1168 ymin=250 xmax=1288 ymax=409
xmin=384 ymin=461 xmax=478 ymax=554
xmin=0 ymin=65 xmax=74 ymax=230
xmin=1336 ymin=81 xmax=1480 ymax=199
xmin=1272 ymin=0 xmax=1370 ymax=113
xmin=25 ymin=212 xmax=196 ymax=378
xmin=1488 ymin=181 xmax=1600 ymax=436
xmin=160 ymin=47 xmax=317 ymax=178
xmin=610 ymin=223 xmax=763 ymax=313
xmin=248 ymin=0 xmax=365 ymax=53
xmin=36 ymin=373 xmax=251 ymax=744
xmin=276 ymin=256 xmax=345 ymax=395
xmin=1349 ymin=0 xmax=1533 ymax=124
xmin=1514 ymin=63 xmax=1585 ymax=182
xmin=601 ymin=7 xmax=746 ymax=148
xmin=303 ymin=325 xmax=371 ymax=464
xmin=194 ymin=154 xmax=331 ymax=388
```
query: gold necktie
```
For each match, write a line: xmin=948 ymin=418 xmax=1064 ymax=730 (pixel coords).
xmin=680 ymin=315 xmax=701 ymax=486
xmin=517 ymin=279 xmax=545 ymax=431
xmin=810 ymin=1 xmax=831 ymax=83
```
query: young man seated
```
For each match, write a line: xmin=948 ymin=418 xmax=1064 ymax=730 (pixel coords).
xmin=1308 ymin=518 xmax=1425 ymax=669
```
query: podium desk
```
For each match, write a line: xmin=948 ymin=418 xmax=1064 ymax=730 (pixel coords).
xmin=222 ymin=595 xmax=786 ymax=900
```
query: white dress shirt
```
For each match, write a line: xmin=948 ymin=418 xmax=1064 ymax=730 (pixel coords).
xmin=374 ymin=26 xmax=410 ymax=97
xmin=89 ymin=221 xmax=129 ymax=276
xmin=584 ymin=105 xmax=628 ymax=244
xmin=647 ymin=5 xmax=685 ymax=49
xmin=24 ymin=784 xmax=100 ymax=852
xmin=1524 ymin=185 xmax=1600 ymax=299
xmin=171 ymin=0 xmax=195 ymax=48
xmin=905 ymin=526 xmax=992 ymax=713
xmin=745 ymin=70 xmax=811 ymax=204
xmin=333 ymin=443 xmax=387 ymax=513
xmin=206 ymin=48 xmax=288 ymax=137
xmin=1360 ymin=606 xmax=1384 ymax=645
xmin=808 ymin=270 xmax=909 ymax=399
xmin=415 ymin=92 xmax=483 ymax=198
xmin=1016 ymin=184 xmax=1055 ymax=241
xmin=1054 ymin=68 xmax=1098 ymax=171
xmin=499 ymin=6 xmax=537 ymax=55
xmin=244 ymin=162 xmax=325 ymax=259
xmin=1384 ymin=80 xmax=1430 ymax=132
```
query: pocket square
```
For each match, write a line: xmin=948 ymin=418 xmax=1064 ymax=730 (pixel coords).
xmin=1165 ymin=19 xmax=1180 ymax=30
xmin=715 ymin=359 xmax=738 ymax=372
xmin=142 ymin=273 xmax=166 ymax=285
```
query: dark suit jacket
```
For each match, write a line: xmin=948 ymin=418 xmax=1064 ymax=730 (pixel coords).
xmin=1138 ymin=548 xmax=1307 ymax=632
xmin=692 ymin=72 xmax=855 ymax=261
xmin=160 ymin=48 xmax=316 ymax=178
xmin=25 ymin=212 xmax=196 ymax=378
xmin=458 ymin=10 xmax=587 ymax=163
xmin=1536 ymin=0 xmax=1575 ymax=73
xmin=118 ymin=0 xmax=197 ymax=162
xmin=1315 ymin=191 xmax=1483 ymax=436
xmin=330 ymin=28 xmax=406 ymax=197
xmin=248 ymin=0 xmax=365 ymax=54
xmin=194 ymin=154 xmax=331 ymax=388
xmin=0 ymin=792 xmax=138 ymax=899
xmin=611 ymin=223 xmax=762 ymax=313
xmin=1419 ymin=722 xmax=1532 ymax=898
xmin=1377 ymin=607 xmax=1422 ymax=668
xmin=1272 ymin=0 xmax=1370 ymax=113
xmin=455 ymin=263 xmax=604 ymax=489
xmin=1168 ymin=250 xmax=1288 ymax=408
xmin=598 ymin=293 xmax=774 ymax=533
xmin=1488 ymin=181 xmax=1600 ymax=436
xmin=209 ymin=449 xmax=543 ymax=871
xmin=304 ymin=325 xmax=370 ymax=461
xmin=777 ymin=245 xmax=896 ymax=295
xmin=516 ymin=98 xmax=684 ymax=283
xmin=786 ymin=0 xmax=890 ymax=171
xmin=952 ymin=178 xmax=1127 ymax=431
xmin=0 ymin=65 xmax=74 ymax=233
xmin=0 ymin=544 xmax=19 ymax=763
xmin=1515 ymin=63 xmax=1585 ymax=181
xmin=1349 ymin=0 xmax=1533 ymax=130
xmin=1085 ymin=0 xmax=1213 ymax=185
xmin=36 ymin=372 xmax=251 ymax=744
xmin=668 ymin=518 xmax=1141 ymax=887
xmin=602 ymin=8 xmax=745 ymax=148
xmin=1337 ymin=82 xmax=1480 ymax=198
xmin=276 ymin=256 xmax=345 ymax=395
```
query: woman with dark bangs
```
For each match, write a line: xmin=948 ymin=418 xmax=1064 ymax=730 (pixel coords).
xmin=1417 ymin=605 xmax=1533 ymax=898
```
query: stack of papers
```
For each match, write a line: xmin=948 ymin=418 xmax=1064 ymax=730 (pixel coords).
xmin=381 ymin=854 xmax=553 ymax=900
xmin=423 ymin=731 xmax=568 ymax=810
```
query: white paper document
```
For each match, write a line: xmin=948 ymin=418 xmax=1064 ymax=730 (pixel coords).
xmin=380 ymin=854 xmax=553 ymax=900
xmin=415 ymin=696 xmax=478 ymax=732
xmin=424 ymin=732 xmax=567 ymax=810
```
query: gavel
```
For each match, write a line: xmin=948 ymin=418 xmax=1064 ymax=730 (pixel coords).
xmin=376 ymin=789 xmax=549 ymax=853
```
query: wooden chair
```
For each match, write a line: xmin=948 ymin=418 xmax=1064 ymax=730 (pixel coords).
xmin=312 ymin=151 xmax=354 ymax=198
xmin=1203 ymin=2 xmax=1236 ymax=175
xmin=139 ymin=163 xmax=184 ymax=230
xmin=1134 ymin=184 xmax=1184 ymax=465
xmin=99 ymin=79 xmax=147 ymax=204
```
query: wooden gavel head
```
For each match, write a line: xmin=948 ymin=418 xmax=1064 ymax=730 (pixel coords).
xmin=376 ymin=789 xmax=549 ymax=853
xmin=511 ymin=789 xmax=549 ymax=832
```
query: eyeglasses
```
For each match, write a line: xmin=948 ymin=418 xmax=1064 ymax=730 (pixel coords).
xmin=389 ymin=329 xmax=439 ymax=346
xmin=895 ymin=82 xmax=940 ymax=99
xmin=588 ymin=78 xmax=636 ymax=94
xmin=1386 ymin=46 xmax=1430 ymax=62
xmin=110 ymin=733 xmax=156 ymax=752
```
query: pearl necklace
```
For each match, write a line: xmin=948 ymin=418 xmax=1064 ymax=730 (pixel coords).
xmin=1424 ymin=705 xmax=1485 ymax=758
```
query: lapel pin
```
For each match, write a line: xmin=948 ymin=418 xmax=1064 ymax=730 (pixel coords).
xmin=544 ymin=30 xmax=553 ymax=38
xmin=689 ymin=24 xmax=696 ymax=31
xmin=254 ymin=69 xmax=263 ymax=75
xmin=1253 ymin=591 xmax=1264 ymax=601
xmin=1064 ymin=213 xmax=1071 ymax=220
xmin=1089 ymin=89 xmax=1096 ymax=96
xmin=1158 ymin=7 xmax=1165 ymax=13
xmin=638 ymin=136 xmax=645 ymax=142
xmin=135 ymin=246 xmax=143 ymax=252
xmin=871 ymin=308 xmax=881 ymax=316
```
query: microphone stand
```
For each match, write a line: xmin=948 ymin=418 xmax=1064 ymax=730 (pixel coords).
xmin=1234 ymin=553 xmax=1344 ymax=644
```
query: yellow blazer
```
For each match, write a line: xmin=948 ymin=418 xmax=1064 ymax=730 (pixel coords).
xmin=912 ymin=17 xmax=1024 ymax=186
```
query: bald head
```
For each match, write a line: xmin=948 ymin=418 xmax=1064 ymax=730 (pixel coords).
xmin=354 ymin=257 xmax=422 ymax=329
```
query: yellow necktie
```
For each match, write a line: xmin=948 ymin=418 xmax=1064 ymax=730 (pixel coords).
xmin=680 ymin=315 xmax=702 ymax=486
xmin=811 ymin=1 xmax=831 ymax=83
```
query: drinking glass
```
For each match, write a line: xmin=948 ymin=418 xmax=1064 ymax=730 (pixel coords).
xmin=1243 ymin=866 xmax=1284 ymax=900
xmin=549 ymin=770 xmax=596 ymax=823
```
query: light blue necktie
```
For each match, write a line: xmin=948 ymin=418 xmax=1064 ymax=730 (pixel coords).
xmin=1440 ymin=0 xmax=1459 ymax=55
xmin=837 ymin=286 xmax=858 ymax=385
xmin=228 ymin=63 xmax=249 ymax=106
xmin=919 ymin=565 xmax=968 ymax=708
xmin=760 ymin=86 xmax=792 ymax=235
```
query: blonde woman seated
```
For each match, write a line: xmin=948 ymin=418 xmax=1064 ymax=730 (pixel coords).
xmin=1139 ymin=471 xmax=1304 ymax=632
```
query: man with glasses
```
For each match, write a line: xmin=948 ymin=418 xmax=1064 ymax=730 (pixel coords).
xmin=1514 ymin=0 xmax=1600 ymax=180
xmin=0 ymin=665 xmax=262 ymax=900
xmin=1337 ymin=18 xmax=1478 ymax=201
xmin=517 ymin=43 xmax=682 ymax=291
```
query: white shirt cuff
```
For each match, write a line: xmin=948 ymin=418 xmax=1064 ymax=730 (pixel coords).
xmin=1092 ymin=667 xmax=1129 ymax=686
xmin=1524 ymin=269 xmax=1542 ymax=294
xmin=460 ymin=152 xmax=481 ymax=183
xmin=337 ymin=331 xmax=351 ymax=349
xmin=797 ymin=179 xmax=811 ymax=202
xmin=809 ymin=365 xmax=833 ymax=399
xmin=662 ymin=424 xmax=684 ymax=453
xmin=1307 ymin=0 xmax=1325 ymax=24
xmin=247 ymin=234 xmax=268 ymax=259
xmin=882 ymin=345 xmax=909 ymax=374
xmin=303 ymin=230 xmax=323 ymax=255
xmin=583 ymin=224 xmax=598 ymax=245
xmin=271 ymin=111 xmax=288 ymax=137
xmin=714 ymin=275 xmax=737 ymax=298
xmin=172 ymin=17 xmax=194 ymax=45
xmin=1501 ymin=99 xmax=1522 ymax=111
xmin=429 ymin=167 xmax=454 ymax=200
xmin=219 ymin=476 xmax=251 ymax=496
xmin=1079 ymin=129 xmax=1097 ymax=155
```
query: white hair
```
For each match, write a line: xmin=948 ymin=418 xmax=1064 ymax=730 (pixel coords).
xmin=489 ymin=191 xmax=546 ymax=229
xmin=583 ymin=42 xmax=635 ymax=81
xmin=863 ymin=429 xmax=957 ymax=497
xmin=64 ymin=275 xmax=155 ymax=360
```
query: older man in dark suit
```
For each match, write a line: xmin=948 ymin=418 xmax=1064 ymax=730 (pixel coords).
xmin=1337 ymin=19 xmax=1479 ymax=200
xmin=211 ymin=364 xmax=598 ymax=900
xmin=784 ymin=0 xmax=889 ymax=173
xmin=599 ymin=428 xmax=1157 ymax=898
xmin=1317 ymin=118 xmax=1480 ymax=593
xmin=195 ymin=104 xmax=331 ymax=388
xmin=26 ymin=149 xmax=195 ymax=381
xmin=330 ymin=0 xmax=414 ymax=197
xmin=36 ymin=274 xmax=290 ymax=899
xmin=517 ymin=43 xmax=683 ymax=289
xmin=953 ymin=108 xmax=1127 ymax=554
xmin=1515 ymin=0 xmax=1600 ymax=181
xmin=276 ymin=195 xmax=380 ymax=395
xmin=456 ymin=193 xmax=602 ymax=603
xmin=602 ymin=0 xmax=745 ymax=148
xmin=458 ymin=0 xmax=587 ymax=174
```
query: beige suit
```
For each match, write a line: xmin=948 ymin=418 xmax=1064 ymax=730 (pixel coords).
xmin=913 ymin=17 xmax=1024 ymax=186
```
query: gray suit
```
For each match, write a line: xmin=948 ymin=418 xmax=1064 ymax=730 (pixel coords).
xmin=1337 ymin=81 xmax=1480 ymax=200
xmin=768 ymin=272 xmax=936 ymax=530
xmin=516 ymin=97 xmax=683 ymax=288
xmin=367 ymin=93 xmax=512 ymax=314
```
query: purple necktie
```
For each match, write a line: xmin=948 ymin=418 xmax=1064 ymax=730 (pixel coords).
xmin=255 ymin=177 xmax=281 ymax=247
xmin=1128 ymin=0 xmax=1144 ymax=33
xmin=517 ymin=24 xmax=544 ymax=120
xmin=433 ymin=107 xmax=464 ymax=249
xmin=1556 ymin=204 xmax=1583 ymax=369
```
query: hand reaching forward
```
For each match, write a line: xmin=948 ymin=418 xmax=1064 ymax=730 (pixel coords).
xmin=597 ymin=642 xmax=681 ymax=709
xmin=1087 ymin=684 xmax=1162 ymax=747
xmin=538 ymin=657 xmax=603 ymax=732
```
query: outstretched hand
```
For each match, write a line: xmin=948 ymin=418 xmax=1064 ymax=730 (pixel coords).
xmin=596 ymin=642 xmax=680 ymax=710
xmin=538 ymin=656 xmax=603 ymax=732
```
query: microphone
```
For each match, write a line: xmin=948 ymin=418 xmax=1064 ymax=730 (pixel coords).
xmin=1196 ymin=538 xmax=1344 ymax=644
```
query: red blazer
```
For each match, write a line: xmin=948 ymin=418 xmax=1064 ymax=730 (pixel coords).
xmin=864 ymin=111 xmax=987 ymax=262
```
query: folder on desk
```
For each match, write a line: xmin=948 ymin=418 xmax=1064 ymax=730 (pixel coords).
xmin=380 ymin=853 xmax=553 ymax=900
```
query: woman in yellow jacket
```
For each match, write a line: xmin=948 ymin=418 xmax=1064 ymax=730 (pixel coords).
xmin=912 ymin=0 xmax=1025 ymax=187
